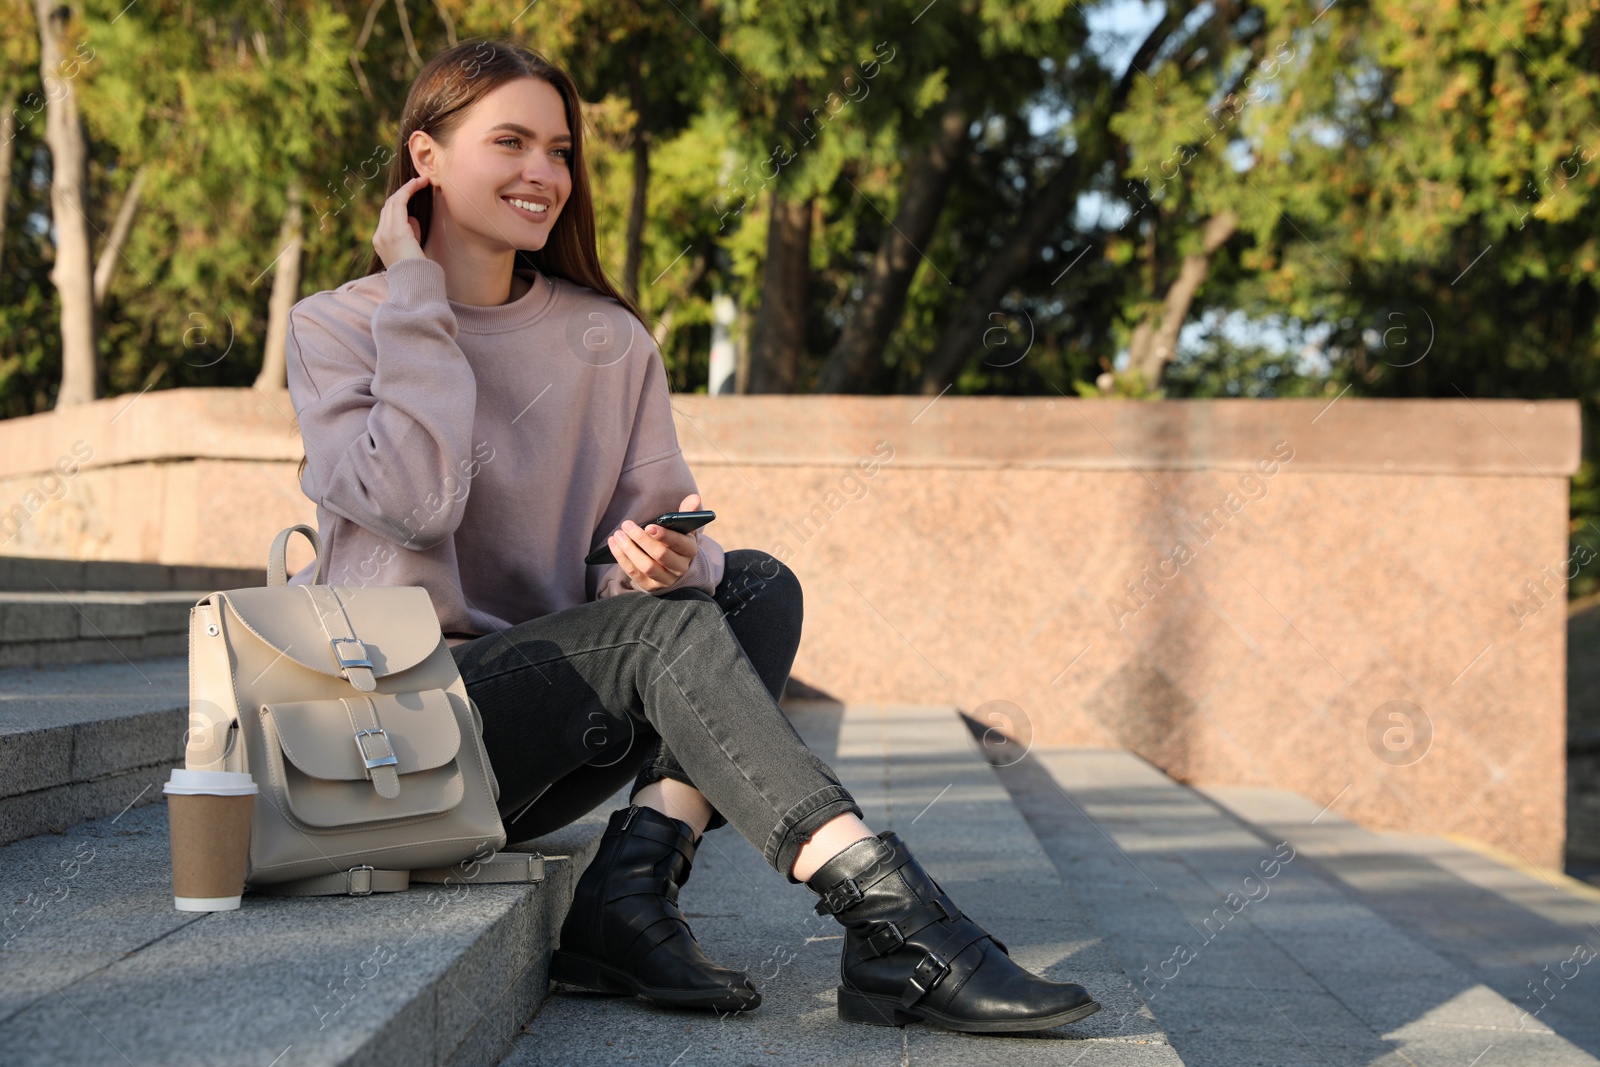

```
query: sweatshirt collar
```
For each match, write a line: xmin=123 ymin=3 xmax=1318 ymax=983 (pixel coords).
xmin=450 ymin=267 xmax=559 ymax=334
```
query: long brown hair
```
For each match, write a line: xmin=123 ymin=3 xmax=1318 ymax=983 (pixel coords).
xmin=297 ymin=38 xmax=644 ymax=484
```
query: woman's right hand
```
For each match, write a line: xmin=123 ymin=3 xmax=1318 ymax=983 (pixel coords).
xmin=374 ymin=174 xmax=431 ymax=265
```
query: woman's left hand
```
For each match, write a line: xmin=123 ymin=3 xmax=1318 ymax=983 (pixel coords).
xmin=609 ymin=492 xmax=702 ymax=593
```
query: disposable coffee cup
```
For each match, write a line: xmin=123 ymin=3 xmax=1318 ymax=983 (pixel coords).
xmin=164 ymin=769 xmax=257 ymax=912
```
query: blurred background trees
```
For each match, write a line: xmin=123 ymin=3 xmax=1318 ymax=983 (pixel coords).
xmin=2 ymin=0 xmax=1598 ymax=591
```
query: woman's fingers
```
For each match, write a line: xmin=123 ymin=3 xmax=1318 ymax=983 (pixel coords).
xmin=610 ymin=532 xmax=658 ymax=588
xmin=373 ymin=175 xmax=431 ymax=264
xmin=612 ymin=522 xmax=688 ymax=589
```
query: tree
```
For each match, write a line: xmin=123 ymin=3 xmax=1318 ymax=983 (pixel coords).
xmin=33 ymin=0 xmax=97 ymax=406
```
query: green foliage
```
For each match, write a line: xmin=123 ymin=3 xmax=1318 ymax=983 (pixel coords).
xmin=1571 ymin=457 xmax=1600 ymax=600
xmin=3 ymin=0 xmax=1599 ymax=597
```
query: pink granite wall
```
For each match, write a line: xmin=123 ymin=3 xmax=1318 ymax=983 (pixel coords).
xmin=0 ymin=388 xmax=1579 ymax=866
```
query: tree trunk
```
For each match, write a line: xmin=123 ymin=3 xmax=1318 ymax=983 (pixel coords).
xmin=623 ymin=48 xmax=648 ymax=307
xmin=743 ymin=182 xmax=811 ymax=394
xmin=741 ymin=79 xmax=816 ymax=394
xmin=256 ymin=178 xmax=304 ymax=390
xmin=92 ymin=165 xmax=146 ymax=308
xmin=37 ymin=0 xmax=98 ymax=407
xmin=813 ymin=89 xmax=970 ymax=394
xmin=0 ymin=90 xmax=14 ymax=279
xmin=1125 ymin=208 xmax=1239 ymax=386
xmin=918 ymin=155 xmax=1084 ymax=394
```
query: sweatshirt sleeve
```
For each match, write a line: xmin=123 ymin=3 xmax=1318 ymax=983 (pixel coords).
xmin=590 ymin=337 xmax=726 ymax=601
xmin=286 ymin=258 xmax=479 ymax=551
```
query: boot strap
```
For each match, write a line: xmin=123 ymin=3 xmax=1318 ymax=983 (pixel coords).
xmin=604 ymin=876 xmax=683 ymax=905
xmin=622 ymin=906 xmax=695 ymax=969
xmin=814 ymin=876 xmax=864 ymax=916
xmin=899 ymin=927 xmax=991 ymax=1010
xmin=612 ymin=815 xmax=697 ymax=866
xmin=858 ymin=897 xmax=957 ymax=959
xmin=813 ymin=849 xmax=911 ymax=916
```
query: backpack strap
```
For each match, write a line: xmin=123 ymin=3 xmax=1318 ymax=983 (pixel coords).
xmin=412 ymin=851 xmax=546 ymax=885
xmin=302 ymin=585 xmax=378 ymax=692
xmin=253 ymin=852 xmax=547 ymax=897
xmin=258 ymin=866 xmax=411 ymax=897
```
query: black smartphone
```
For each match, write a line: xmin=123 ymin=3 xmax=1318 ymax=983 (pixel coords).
xmin=584 ymin=510 xmax=716 ymax=566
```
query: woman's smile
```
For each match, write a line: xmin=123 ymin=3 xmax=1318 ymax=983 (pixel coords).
xmin=503 ymin=195 xmax=554 ymax=222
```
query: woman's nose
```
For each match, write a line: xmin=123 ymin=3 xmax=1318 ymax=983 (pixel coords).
xmin=523 ymin=153 xmax=560 ymax=185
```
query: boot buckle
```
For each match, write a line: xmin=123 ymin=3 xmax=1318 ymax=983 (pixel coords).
xmin=865 ymin=919 xmax=906 ymax=957
xmin=862 ymin=898 xmax=953 ymax=958
xmin=814 ymin=876 xmax=864 ymax=916
xmin=899 ymin=950 xmax=951 ymax=1009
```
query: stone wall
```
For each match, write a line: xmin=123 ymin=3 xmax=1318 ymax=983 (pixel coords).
xmin=0 ymin=387 xmax=1580 ymax=866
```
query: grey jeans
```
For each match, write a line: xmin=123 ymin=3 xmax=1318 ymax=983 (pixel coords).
xmin=448 ymin=550 xmax=863 ymax=881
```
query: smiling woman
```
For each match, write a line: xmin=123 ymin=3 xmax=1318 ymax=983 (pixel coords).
xmin=281 ymin=37 xmax=1101 ymax=1038
xmin=360 ymin=40 xmax=638 ymax=320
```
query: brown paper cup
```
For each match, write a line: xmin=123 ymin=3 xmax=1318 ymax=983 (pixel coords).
xmin=165 ymin=770 xmax=257 ymax=911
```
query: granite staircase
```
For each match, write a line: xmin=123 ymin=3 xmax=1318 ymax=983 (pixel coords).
xmin=1 ymin=561 xmax=1597 ymax=1065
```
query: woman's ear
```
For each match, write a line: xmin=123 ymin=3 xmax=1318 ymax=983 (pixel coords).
xmin=408 ymin=129 xmax=440 ymax=179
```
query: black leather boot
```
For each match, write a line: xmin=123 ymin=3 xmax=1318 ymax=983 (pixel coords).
xmin=807 ymin=830 xmax=1100 ymax=1033
xmin=550 ymin=804 xmax=760 ymax=1012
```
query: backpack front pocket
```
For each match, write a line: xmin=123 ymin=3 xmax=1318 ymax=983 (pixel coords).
xmin=259 ymin=689 xmax=465 ymax=830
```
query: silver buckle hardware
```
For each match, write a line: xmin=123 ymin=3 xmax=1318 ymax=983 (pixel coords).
xmin=330 ymin=637 xmax=373 ymax=670
xmin=347 ymin=865 xmax=375 ymax=896
xmin=866 ymin=920 xmax=906 ymax=957
xmin=814 ymin=876 xmax=864 ymax=916
xmin=354 ymin=727 xmax=399 ymax=771
xmin=863 ymin=898 xmax=954 ymax=958
xmin=899 ymin=950 xmax=951 ymax=1009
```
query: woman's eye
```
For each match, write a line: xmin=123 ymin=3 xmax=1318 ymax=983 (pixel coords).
xmin=496 ymin=137 xmax=570 ymax=161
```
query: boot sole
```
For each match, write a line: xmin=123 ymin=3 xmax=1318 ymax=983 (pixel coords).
xmin=550 ymin=949 xmax=761 ymax=1013
xmin=837 ymin=985 xmax=1101 ymax=1033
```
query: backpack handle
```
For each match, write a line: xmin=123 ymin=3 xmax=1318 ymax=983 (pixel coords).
xmin=267 ymin=524 xmax=325 ymax=587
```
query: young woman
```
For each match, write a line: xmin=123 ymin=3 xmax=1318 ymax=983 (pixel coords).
xmin=285 ymin=38 xmax=1099 ymax=1034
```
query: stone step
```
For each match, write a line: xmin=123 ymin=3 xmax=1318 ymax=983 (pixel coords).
xmin=0 ymin=555 xmax=265 ymax=594
xmin=1200 ymin=784 xmax=1600 ymax=1058
xmin=0 ymin=554 xmax=267 ymax=669
xmin=503 ymin=704 xmax=1181 ymax=1065
xmin=0 ymin=787 xmax=613 ymax=1066
xmin=0 ymin=655 xmax=188 ymax=846
xmin=994 ymin=746 xmax=1600 ymax=1066
xmin=0 ymin=591 xmax=203 ymax=669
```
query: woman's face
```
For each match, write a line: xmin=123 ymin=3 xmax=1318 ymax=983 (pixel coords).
xmin=412 ymin=76 xmax=573 ymax=252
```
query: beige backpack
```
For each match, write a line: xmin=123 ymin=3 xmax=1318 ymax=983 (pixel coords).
xmin=184 ymin=524 xmax=543 ymax=896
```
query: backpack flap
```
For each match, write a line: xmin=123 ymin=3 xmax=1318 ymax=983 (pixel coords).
xmin=219 ymin=583 xmax=443 ymax=690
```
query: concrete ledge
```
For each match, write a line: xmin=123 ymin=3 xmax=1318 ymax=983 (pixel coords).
xmin=0 ymin=801 xmax=608 ymax=1067
xmin=0 ymin=387 xmax=1579 ymax=869
xmin=0 ymin=389 xmax=1578 ymax=478
xmin=676 ymin=395 xmax=1580 ymax=475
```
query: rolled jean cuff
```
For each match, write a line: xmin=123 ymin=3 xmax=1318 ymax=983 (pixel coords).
xmin=632 ymin=762 xmax=729 ymax=833
xmin=765 ymin=786 xmax=865 ymax=883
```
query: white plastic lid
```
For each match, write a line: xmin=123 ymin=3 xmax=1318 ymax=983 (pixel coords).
xmin=164 ymin=769 xmax=258 ymax=796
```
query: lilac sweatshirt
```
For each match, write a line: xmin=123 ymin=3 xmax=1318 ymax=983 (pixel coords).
xmin=283 ymin=256 xmax=724 ymax=641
